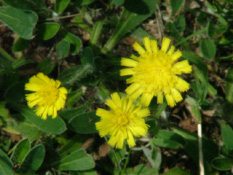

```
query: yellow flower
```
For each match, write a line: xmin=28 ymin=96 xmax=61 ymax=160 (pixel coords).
xmin=96 ymin=92 xmax=149 ymax=149
xmin=120 ymin=37 xmax=192 ymax=107
xmin=25 ymin=73 xmax=67 ymax=119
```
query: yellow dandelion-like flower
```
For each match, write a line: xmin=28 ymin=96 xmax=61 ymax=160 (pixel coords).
xmin=96 ymin=92 xmax=150 ymax=149
xmin=25 ymin=72 xmax=67 ymax=120
xmin=120 ymin=37 xmax=192 ymax=107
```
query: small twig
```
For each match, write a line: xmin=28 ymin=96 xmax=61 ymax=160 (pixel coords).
xmin=155 ymin=4 xmax=164 ymax=41
xmin=198 ymin=123 xmax=204 ymax=175
xmin=46 ymin=13 xmax=80 ymax=21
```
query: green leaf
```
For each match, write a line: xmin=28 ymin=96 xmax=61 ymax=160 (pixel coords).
xmin=225 ymin=68 xmax=233 ymax=103
xmin=161 ymin=167 xmax=191 ymax=175
xmin=200 ymin=39 xmax=216 ymax=60
xmin=211 ymin=157 xmax=233 ymax=171
xmin=0 ymin=7 xmax=38 ymax=39
xmin=12 ymin=58 xmax=34 ymax=69
xmin=142 ymin=146 xmax=161 ymax=170
xmin=170 ymin=0 xmax=183 ymax=16
xmin=11 ymin=138 xmax=30 ymax=164
xmin=152 ymin=130 xmax=185 ymax=149
xmin=64 ymin=32 xmax=82 ymax=55
xmin=0 ymin=101 xmax=9 ymax=118
xmin=104 ymin=0 xmax=157 ymax=51
xmin=66 ymin=88 xmax=84 ymax=108
xmin=12 ymin=104 xmax=67 ymax=134
xmin=60 ymin=106 xmax=88 ymax=122
xmin=174 ymin=15 xmax=186 ymax=33
xmin=56 ymin=39 xmax=70 ymax=59
xmin=37 ymin=22 xmax=60 ymax=40
xmin=58 ymin=64 xmax=94 ymax=85
xmin=69 ymin=111 xmax=99 ymax=134
xmin=81 ymin=0 xmax=95 ymax=5
xmin=0 ymin=149 xmax=13 ymax=175
xmin=12 ymin=38 xmax=30 ymax=52
xmin=122 ymin=164 xmax=158 ymax=175
xmin=20 ymin=144 xmax=45 ymax=172
xmin=37 ymin=59 xmax=55 ymax=75
xmin=113 ymin=0 xmax=125 ymax=6
xmin=3 ymin=0 xmax=47 ymax=11
xmin=55 ymin=0 xmax=70 ymax=14
xmin=81 ymin=47 xmax=95 ymax=66
xmin=221 ymin=123 xmax=233 ymax=149
xmin=171 ymin=126 xmax=218 ymax=163
xmin=185 ymin=96 xmax=202 ymax=123
xmin=4 ymin=81 xmax=26 ymax=102
xmin=129 ymin=27 xmax=154 ymax=43
xmin=57 ymin=150 xmax=95 ymax=171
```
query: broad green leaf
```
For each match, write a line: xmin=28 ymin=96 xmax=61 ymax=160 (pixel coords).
xmin=81 ymin=0 xmax=95 ymax=5
xmin=120 ymin=164 xmax=158 ymax=175
xmin=174 ymin=15 xmax=186 ymax=33
xmin=55 ymin=0 xmax=70 ymax=14
xmin=4 ymin=81 xmax=26 ymax=102
xmin=200 ymin=39 xmax=216 ymax=60
xmin=57 ymin=149 xmax=95 ymax=171
xmin=0 ymin=149 xmax=13 ymax=175
xmin=3 ymin=0 xmax=47 ymax=11
xmin=11 ymin=138 xmax=30 ymax=164
xmin=113 ymin=0 xmax=125 ymax=6
xmin=142 ymin=146 xmax=161 ymax=170
xmin=185 ymin=96 xmax=202 ymax=123
xmin=12 ymin=104 xmax=66 ymax=134
xmin=129 ymin=27 xmax=154 ymax=43
xmin=64 ymin=32 xmax=82 ymax=55
xmin=81 ymin=47 xmax=95 ymax=66
xmin=12 ymin=58 xmax=34 ymax=69
xmin=37 ymin=22 xmax=60 ymax=40
xmin=104 ymin=0 xmax=157 ymax=51
xmin=170 ymin=0 xmax=183 ymax=16
xmin=12 ymin=38 xmax=30 ymax=52
xmin=225 ymin=68 xmax=233 ymax=103
xmin=171 ymin=126 xmax=218 ymax=163
xmin=56 ymin=39 xmax=70 ymax=59
xmin=221 ymin=123 xmax=233 ymax=149
xmin=20 ymin=144 xmax=45 ymax=172
xmin=211 ymin=157 xmax=233 ymax=171
xmin=73 ymin=170 xmax=97 ymax=175
xmin=60 ymin=106 xmax=88 ymax=122
xmin=161 ymin=167 xmax=191 ymax=175
xmin=153 ymin=130 xmax=185 ymax=149
xmin=37 ymin=59 xmax=55 ymax=74
xmin=16 ymin=120 xmax=41 ymax=142
xmin=69 ymin=111 xmax=99 ymax=134
xmin=58 ymin=135 xmax=87 ymax=157
xmin=0 ymin=101 xmax=9 ymax=118
xmin=66 ymin=88 xmax=84 ymax=108
xmin=90 ymin=21 xmax=105 ymax=45
xmin=0 ymin=7 xmax=38 ymax=39
xmin=58 ymin=64 xmax=94 ymax=85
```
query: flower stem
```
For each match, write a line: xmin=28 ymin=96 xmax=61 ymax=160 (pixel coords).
xmin=198 ymin=123 xmax=204 ymax=175
xmin=104 ymin=137 xmax=122 ymax=171
xmin=122 ymin=148 xmax=131 ymax=174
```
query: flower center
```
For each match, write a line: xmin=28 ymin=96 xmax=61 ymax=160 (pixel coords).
xmin=37 ymin=86 xmax=59 ymax=105
xmin=117 ymin=114 xmax=129 ymax=126
xmin=134 ymin=52 xmax=175 ymax=93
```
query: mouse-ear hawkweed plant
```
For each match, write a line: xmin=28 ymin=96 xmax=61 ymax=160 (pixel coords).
xmin=25 ymin=73 xmax=67 ymax=120
xmin=120 ymin=37 xmax=192 ymax=107
xmin=95 ymin=92 xmax=150 ymax=149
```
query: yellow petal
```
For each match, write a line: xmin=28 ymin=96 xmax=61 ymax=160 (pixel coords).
xmin=171 ymin=88 xmax=183 ymax=102
xmin=165 ymin=94 xmax=176 ymax=107
xmin=150 ymin=40 xmax=158 ymax=53
xmin=133 ymin=42 xmax=145 ymax=55
xmin=125 ymin=83 xmax=140 ymax=95
xmin=121 ymin=58 xmax=138 ymax=67
xmin=140 ymin=93 xmax=153 ymax=107
xmin=143 ymin=37 xmax=152 ymax=53
xmin=161 ymin=37 xmax=171 ymax=53
xmin=120 ymin=68 xmax=135 ymax=76
xmin=171 ymin=50 xmax=182 ymax=62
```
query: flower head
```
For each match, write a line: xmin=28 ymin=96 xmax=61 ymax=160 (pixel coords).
xmin=25 ymin=73 xmax=67 ymax=119
xmin=120 ymin=37 xmax=192 ymax=107
xmin=96 ymin=92 xmax=150 ymax=149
